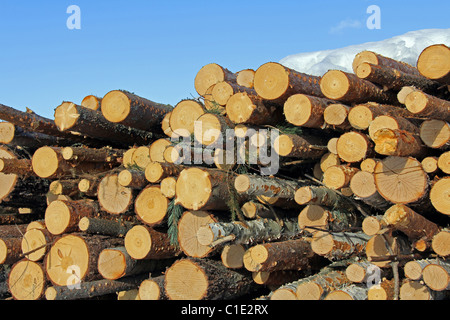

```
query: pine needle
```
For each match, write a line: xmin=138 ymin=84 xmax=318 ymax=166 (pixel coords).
xmin=167 ymin=199 xmax=183 ymax=247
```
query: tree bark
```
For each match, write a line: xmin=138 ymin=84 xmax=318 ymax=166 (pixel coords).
xmin=78 ymin=217 xmax=136 ymax=238
xmin=273 ymin=133 xmax=327 ymax=159
xmin=404 ymin=90 xmax=450 ymax=121
xmin=311 ymin=231 xmax=371 ymax=261
xmin=353 ymin=50 xmax=420 ymax=76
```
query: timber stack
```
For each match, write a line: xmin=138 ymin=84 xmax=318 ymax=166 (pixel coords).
xmin=0 ymin=43 xmax=449 ymax=301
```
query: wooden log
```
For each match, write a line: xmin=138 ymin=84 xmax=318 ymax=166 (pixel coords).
xmin=54 ymin=101 xmax=155 ymax=147
xmin=193 ymin=113 xmax=235 ymax=146
xmin=81 ymin=95 xmax=102 ymax=111
xmin=294 ymin=186 xmax=354 ymax=212
xmin=242 ymin=238 xmax=320 ymax=272
xmin=32 ymin=146 xmax=115 ymax=179
xmin=430 ymin=177 xmax=450 ymax=216
xmin=297 ymin=204 xmax=361 ymax=234
xmin=372 ymin=128 xmax=428 ymax=158
xmin=400 ymin=279 xmax=448 ymax=300
xmin=404 ymin=90 xmax=450 ymax=121
xmin=432 ymin=229 xmax=450 ymax=257
xmin=97 ymin=173 xmax=135 ymax=215
xmin=323 ymin=103 xmax=352 ymax=131
xmin=373 ymin=156 xmax=429 ymax=205
xmin=365 ymin=233 xmax=412 ymax=268
xmin=236 ymin=69 xmax=255 ymax=89
xmin=234 ymin=174 xmax=303 ymax=199
xmin=254 ymin=62 xmax=324 ymax=102
xmin=161 ymin=111 xmax=178 ymax=139
xmin=194 ymin=63 xmax=237 ymax=97
xmin=160 ymin=176 xmax=177 ymax=199
xmin=350 ymin=171 xmax=391 ymax=209
xmin=422 ymin=261 xmax=450 ymax=291
xmin=196 ymin=218 xmax=301 ymax=249
xmin=211 ymin=81 xmax=256 ymax=106
xmin=294 ymin=268 xmax=351 ymax=300
xmin=353 ymin=50 xmax=420 ymax=76
xmin=124 ymin=225 xmax=182 ymax=260
xmin=368 ymin=115 xmax=420 ymax=141
xmin=404 ymin=258 xmax=441 ymax=281
xmin=325 ymin=284 xmax=368 ymax=300
xmin=98 ymin=246 xmax=173 ymax=280
xmin=62 ymin=146 xmax=124 ymax=164
xmin=0 ymin=122 xmax=65 ymax=149
xmin=397 ymin=86 xmax=419 ymax=104
xmin=48 ymin=179 xmax=80 ymax=197
xmin=240 ymin=201 xmax=283 ymax=220
xmin=360 ymin=158 xmax=379 ymax=173
xmin=164 ymin=258 xmax=256 ymax=300
xmin=421 ymin=156 xmax=440 ymax=174
xmin=134 ymin=186 xmax=168 ymax=226
xmin=118 ymin=169 xmax=147 ymax=189
xmin=284 ymin=94 xmax=336 ymax=128
xmin=319 ymin=152 xmax=341 ymax=172
xmin=45 ymin=234 xmax=123 ymax=286
xmin=21 ymin=228 xmax=54 ymax=262
xmin=225 ymin=91 xmax=283 ymax=125
xmin=78 ymin=217 xmax=135 ymax=238
xmin=45 ymin=274 xmax=148 ymax=300
xmin=420 ymin=120 xmax=450 ymax=150
xmin=175 ymin=168 xmax=234 ymax=211
xmin=0 ymin=158 xmax=34 ymax=177
xmin=382 ymin=204 xmax=441 ymax=242
xmin=320 ymin=70 xmax=398 ymax=104
xmin=252 ymin=270 xmax=304 ymax=287
xmin=7 ymin=260 xmax=47 ymax=300
xmin=149 ymin=138 xmax=172 ymax=163
xmin=139 ymin=275 xmax=167 ymax=300
xmin=0 ymin=237 xmax=23 ymax=265
xmin=336 ymin=132 xmax=374 ymax=163
xmin=362 ymin=215 xmax=389 ymax=236
xmin=101 ymin=90 xmax=172 ymax=132
xmin=348 ymin=102 xmax=412 ymax=131
xmin=356 ymin=62 xmax=444 ymax=93
xmin=437 ymin=151 xmax=450 ymax=174
xmin=417 ymin=44 xmax=450 ymax=84
xmin=322 ymin=165 xmax=360 ymax=190
xmin=168 ymin=99 xmax=205 ymax=137
xmin=44 ymin=199 xmax=104 ymax=236
xmin=273 ymin=133 xmax=327 ymax=159
xmin=221 ymin=243 xmax=247 ymax=269
xmin=367 ymin=279 xmax=396 ymax=300
xmin=130 ymin=146 xmax=151 ymax=169
xmin=346 ymin=260 xmax=390 ymax=284
xmin=311 ymin=231 xmax=371 ymax=261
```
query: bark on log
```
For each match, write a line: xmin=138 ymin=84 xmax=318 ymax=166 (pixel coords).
xmin=348 ymin=102 xmax=412 ymax=131
xmin=353 ymin=50 xmax=420 ymax=76
xmin=0 ymin=237 xmax=23 ymax=264
xmin=234 ymin=174 xmax=304 ymax=199
xmin=294 ymin=186 xmax=354 ymax=211
xmin=78 ymin=217 xmax=135 ymax=238
xmin=164 ymin=258 xmax=256 ymax=300
xmin=0 ymin=122 xmax=66 ymax=150
xmin=372 ymin=129 xmax=428 ymax=158
xmin=101 ymin=90 xmax=172 ymax=132
xmin=404 ymin=90 xmax=450 ymax=121
xmin=346 ymin=260 xmax=391 ymax=283
xmin=369 ymin=280 xmax=396 ymax=300
xmin=365 ymin=233 xmax=412 ymax=268
xmin=273 ymin=133 xmax=327 ymax=159
xmin=320 ymin=70 xmax=398 ymax=104
xmin=311 ymin=231 xmax=371 ymax=261
xmin=62 ymin=146 xmax=124 ymax=164
xmin=0 ymin=158 xmax=34 ymax=177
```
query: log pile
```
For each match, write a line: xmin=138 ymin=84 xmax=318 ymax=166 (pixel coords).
xmin=0 ymin=44 xmax=449 ymax=301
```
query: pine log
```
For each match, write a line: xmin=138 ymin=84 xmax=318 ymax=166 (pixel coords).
xmin=161 ymin=111 xmax=178 ymax=139
xmin=44 ymin=199 xmax=104 ymax=236
xmin=194 ymin=63 xmax=237 ymax=97
xmin=221 ymin=243 xmax=247 ymax=269
xmin=196 ymin=218 xmax=301 ymax=249
xmin=356 ymin=62 xmax=444 ymax=93
xmin=420 ymin=120 xmax=450 ymax=150
xmin=134 ymin=186 xmax=168 ymax=226
xmin=225 ymin=91 xmax=283 ymax=125
xmin=367 ymin=279 xmax=396 ymax=300
xmin=78 ymin=177 xmax=100 ymax=197
xmin=373 ymin=156 xmax=429 ymax=205
xmin=362 ymin=215 xmax=389 ymax=236
xmin=320 ymin=70 xmax=398 ymax=104
xmin=346 ymin=260 xmax=390 ymax=284
xmin=45 ymin=234 xmax=123 ymax=286
xmin=21 ymin=228 xmax=54 ymax=262
xmin=252 ymin=270 xmax=304 ymax=287
xmin=0 ymin=122 xmax=65 ymax=149
xmin=325 ymin=284 xmax=368 ymax=300
xmin=319 ymin=152 xmax=341 ymax=172
xmin=421 ymin=156 xmax=440 ymax=174
xmin=438 ymin=151 xmax=450 ymax=174
xmin=81 ymin=95 xmax=102 ymax=111
xmin=0 ymin=237 xmax=22 ymax=264
xmin=0 ymin=158 xmax=34 ymax=177
xmin=0 ymin=171 xmax=49 ymax=209
xmin=294 ymin=268 xmax=351 ymax=300
xmin=130 ymin=146 xmax=151 ymax=169
xmin=368 ymin=115 xmax=420 ymax=141
xmin=294 ymin=186 xmax=355 ymax=212
xmin=348 ymin=102 xmax=412 ymax=131
xmin=118 ymin=169 xmax=147 ymax=189
xmin=236 ymin=69 xmax=255 ymax=89
xmin=422 ymin=261 xmax=450 ymax=291
xmin=101 ymin=90 xmax=172 ymax=132
xmin=97 ymin=173 xmax=135 ymax=215
xmin=336 ymin=131 xmax=374 ymax=163
xmin=48 ymin=180 xmax=80 ymax=197
xmin=353 ymin=50 xmax=420 ymax=76
xmin=234 ymin=174 xmax=304 ymax=199
xmin=297 ymin=204 xmax=361 ymax=234
xmin=164 ymin=258 xmax=256 ymax=300
xmin=242 ymin=238 xmax=321 ymax=272
xmin=98 ymin=246 xmax=173 ymax=280
xmin=365 ymin=233 xmax=412 ymax=268
xmin=62 ymin=146 xmax=124 ymax=164
xmin=372 ymin=129 xmax=427 ymax=158
xmin=323 ymin=103 xmax=352 ymax=131
xmin=54 ymin=101 xmax=155 ymax=147
xmin=45 ymin=274 xmax=148 ymax=300
xmin=7 ymin=260 xmax=47 ymax=300
xmin=149 ymin=138 xmax=172 ymax=163
xmin=211 ymin=81 xmax=256 ymax=106
xmin=430 ymin=177 xmax=450 ymax=215
xmin=193 ymin=113 xmax=235 ymax=146
xmin=139 ymin=275 xmax=167 ymax=300
xmin=417 ymin=44 xmax=450 ymax=84
xmin=382 ymin=204 xmax=441 ymax=242
xmin=160 ymin=176 xmax=177 ymax=199
xmin=360 ymin=158 xmax=380 ymax=173
xmin=169 ymin=100 xmax=205 ymax=137
xmin=284 ymin=94 xmax=336 ymax=128
xmin=311 ymin=231 xmax=371 ymax=261
xmin=432 ymin=229 xmax=450 ymax=257
xmin=404 ymin=90 xmax=450 ymax=121
xmin=404 ymin=258 xmax=441 ymax=281
xmin=397 ymin=86 xmax=419 ymax=104
xmin=273 ymin=133 xmax=327 ymax=159
xmin=202 ymin=84 xmax=225 ymax=114
xmin=254 ymin=62 xmax=324 ymax=102
xmin=400 ymin=279 xmax=448 ymax=300
xmin=78 ymin=217 xmax=135 ymax=238
xmin=322 ymin=165 xmax=360 ymax=190
xmin=240 ymin=201 xmax=286 ymax=220
xmin=350 ymin=171 xmax=391 ymax=209
xmin=124 ymin=225 xmax=182 ymax=260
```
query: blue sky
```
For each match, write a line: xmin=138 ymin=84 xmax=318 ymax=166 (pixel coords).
xmin=0 ymin=0 xmax=448 ymax=118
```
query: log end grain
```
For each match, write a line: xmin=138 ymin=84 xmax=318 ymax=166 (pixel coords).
xmin=101 ymin=90 xmax=131 ymax=123
xmin=254 ymin=62 xmax=290 ymax=100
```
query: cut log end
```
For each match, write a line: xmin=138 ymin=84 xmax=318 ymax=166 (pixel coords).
xmin=430 ymin=177 xmax=450 ymax=215
xmin=254 ymin=62 xmax=290 ymax=100
xmin=101 ymin=90 xmax=131 ymax=123
xmin=336 ymin=132 xmax=372 ymax=163
xmin=176 ymin=168 xmax=213 ymax=211
xmin=320 ymin=70 xmax=350 ymax=101
xmin=8 ymin=260 xmax=46 ymax=300
xmin=97 ymin=248 xmax=127 ymax=280
xmin=124 ymin=225 xmax=152 ymax=260
xmin=420 ymin=120 xmax=450 ymax=149
xmin=432 ymin=231 xmax=450 ymax=257
xmin=21 ymin=228 xmax=49 ymax=261
xmin=44 ymin=200 xmax=72 ymax=235
xmin=0 ymin=122 xmax=16 ymax=144
xmin=169 ymin=100 xmax=205 ymax=137
xmin=31 ymin=147 xmax=60 ymax=179
xmin=195 ymin=63 xmax=234 ymax=97
xmin=135 ymin=186 xmax=168 ymax=226
xmin=54 ymin=102 xmax=79 ymax=131
xmin=417 ymin=44 xmax=450 ymax=82
xmin=422 ymin=264 xmax=450 ymax=291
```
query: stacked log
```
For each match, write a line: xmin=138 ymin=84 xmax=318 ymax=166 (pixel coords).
xmin=0 ymin=43 xmax=449 ymax=301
